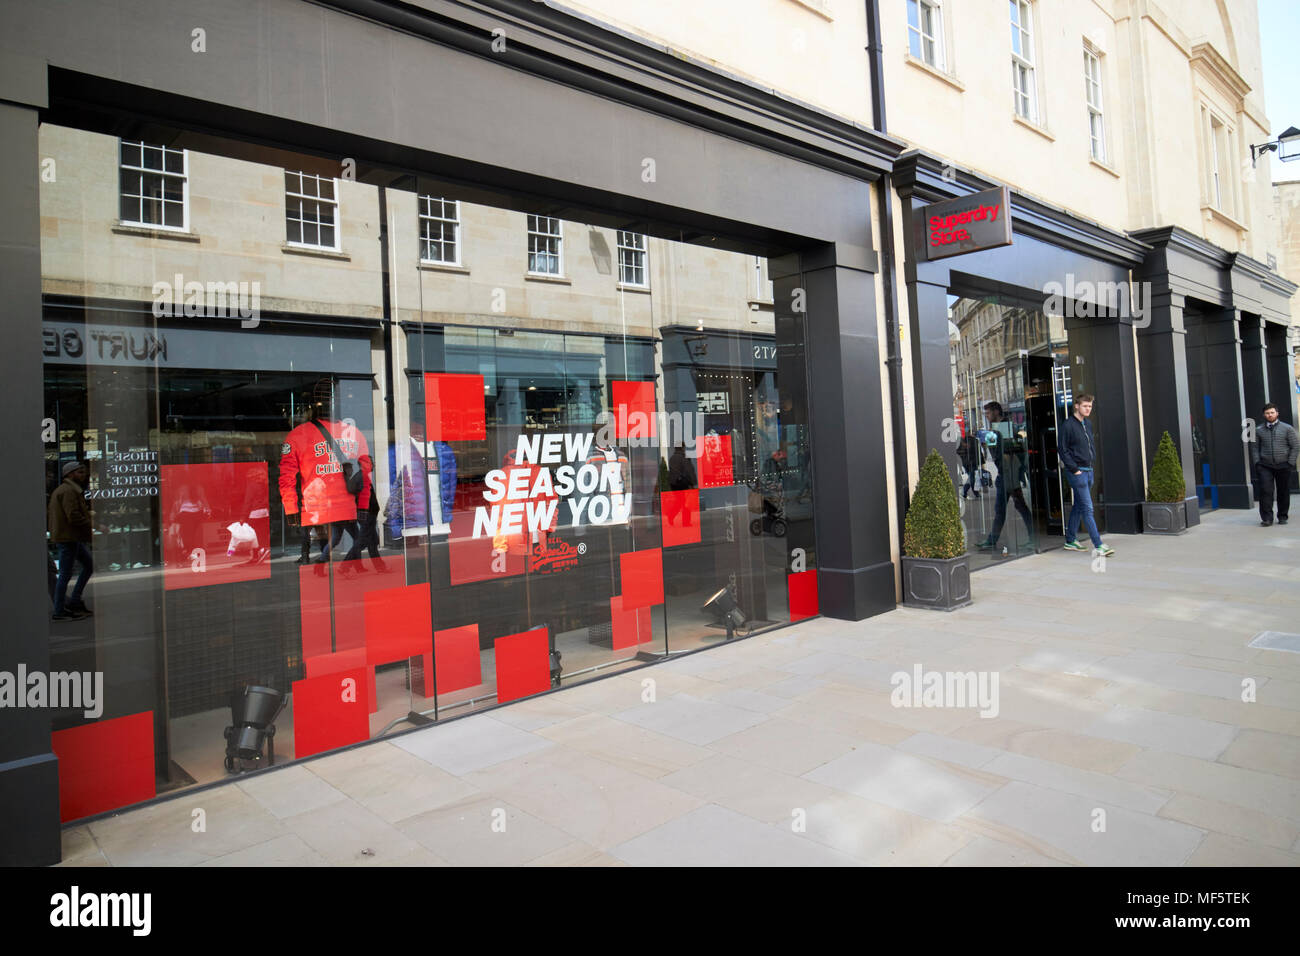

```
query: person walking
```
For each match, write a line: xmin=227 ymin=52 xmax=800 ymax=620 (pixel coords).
xmin=975 ymin=401 xmax=1032 ymax=553
xmin=49 ymin=460 xmax=95 ymax=621
xmin=1058 ymin=393 xmax=1114 ymax=557
xmin=1251 ymin=402 xmax=1298 ymax=527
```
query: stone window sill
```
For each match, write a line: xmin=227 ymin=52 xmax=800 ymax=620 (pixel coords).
xmin=113 ymin=223 xmax=200 ymax=243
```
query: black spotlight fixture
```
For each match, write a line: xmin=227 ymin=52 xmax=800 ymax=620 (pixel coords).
xmin=223 ymin=684 xmax=286 ymax=774
xmin=701 ymin=586 xmax=746 ymax=640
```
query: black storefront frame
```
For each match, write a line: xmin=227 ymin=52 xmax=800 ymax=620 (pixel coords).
xmin=0 ymin=0 xmax=907 ymax=864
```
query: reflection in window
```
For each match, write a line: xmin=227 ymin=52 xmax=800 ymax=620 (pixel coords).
xmin=527 ymin=215 xmax=562 ymax=275
xmin=420 ymin=196 xmax=460 ymax=264
xmin=119 ymin=141 xmax=186 ymax=230
xmin=285 ymin=171 xmax=337 ymax=249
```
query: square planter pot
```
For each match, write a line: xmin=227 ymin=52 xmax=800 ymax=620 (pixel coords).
xmin=901 ymin=554 xmax=972 ymax=611
xmin=1142 ymin=500 xmax=1188 ymax=535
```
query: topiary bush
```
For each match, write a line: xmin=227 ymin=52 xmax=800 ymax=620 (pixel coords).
xmin=904 ymin=449 xmax=965 ymax=559
xmin=1146 ymin=430 xmax=1186 ymax=503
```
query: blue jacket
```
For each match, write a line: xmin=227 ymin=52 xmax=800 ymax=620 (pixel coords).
xmin=1058 ymin=415 xmax=1096 ymax=473
xmin=386 ymin=439 xmax=457 ymax=536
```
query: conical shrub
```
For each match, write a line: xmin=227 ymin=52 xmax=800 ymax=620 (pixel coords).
xmin=904 ymin=449 xmax=965 ymax=559
xmin=1146 ymin=431 xmax=1186 ymax=503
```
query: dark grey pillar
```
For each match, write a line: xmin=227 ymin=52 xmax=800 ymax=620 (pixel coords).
xmin=1193 ymin=308 xmax=1252 ymax=509
xmin=0 ymin=100 xmax=63 ymax=866
xmin=1064 ymin=312 xmax=1146 ymax=534
xmin=910 ymin=276 xmax=961 ymax=477
xmin=1240 ymin=314 xmax=1268 ymax=419
xmin=1265 ymin=322 xmax=1297 ymax=427
xmin=772 ymin=245 xmax=895 ymax=620
xmin=1136 ymin=291 xmax=1200 ymax=526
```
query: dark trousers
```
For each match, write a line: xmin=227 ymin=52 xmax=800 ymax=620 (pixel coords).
xmin=986 ymin=474 xmax=1031 ymax=545
xmin=1256 ymin=463 xmax=1293 ymax=521
xmin=53 ymin=541 xmax=93 ymax=615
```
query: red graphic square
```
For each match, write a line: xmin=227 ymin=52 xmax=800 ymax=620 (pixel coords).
xmin=161 ymin=462 xmax=271 ymax=590
xmin=431 ymin=624 xmax=482 ymax=696
xmin=292 ymin=667 xmax=371 ymax=759
xmin=298 ymin=564 xmax=333 ymax=659
xmin=619 ymin=547 xmax=664 ymax=610
xmin=660 ymin=489 xmax=700 ymax=547
xmin=363 ymin=583 xmax=432 ymax=666
xmin=613 ymin=380 xmax=656 ymax=440
xmin=494 ymin=627 xmax=550 ymax=703
xmin=448 ymin=507 xmax=525 ymax=585
xmin=330 ymin=556 xmax=406 ymax=653
xmin=304 ymin=649 xmax=377 ymax=714
xmin=51 ymin=711 xmax=155 ymax=822
xmin=699 ymin=434 xmax=734 ymax=487
xmin=788 ymin=570 xmax=819 ymax=622
xmin=426 ymin=372 xmax=486 ymax=441
xmin=610 ymin=594 xmax=654 ymax=650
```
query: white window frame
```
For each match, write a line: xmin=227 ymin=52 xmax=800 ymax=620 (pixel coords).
xmin=285 ymin=170 xmax=340 ymax=251
xmin=1209 ymin=113 xmax=1226 ymax=212
xmin=1084 ymin=45 xmax=1106 ymax=163
xmin=1010 ymin=0 xmax=1037 ymax=123
xmin=616 ymin=231 xmax=648 ymax=287
xmin=118 ymin=141 xmax=189 ymax=232
xmin=527 ymin=215 xmax=563 ymax=276
xmin=907 ymin=0 xmax=945 ymax=72
xmin=419 ymin=196 xmax=461 ymax=265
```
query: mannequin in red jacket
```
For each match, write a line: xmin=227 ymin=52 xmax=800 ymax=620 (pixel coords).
xmin=279 ymin=378 xmax=373 ymax=564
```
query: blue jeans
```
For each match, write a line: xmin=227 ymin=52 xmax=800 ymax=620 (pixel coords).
xmin=1066 ymin=469 xmax=1102 ymax=548
xmin=53 ymin=541 xmax=93 ymax=615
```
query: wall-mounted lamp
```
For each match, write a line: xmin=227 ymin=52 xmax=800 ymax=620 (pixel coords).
xmin=1250 ymin=126 xmax=1300 ymax=166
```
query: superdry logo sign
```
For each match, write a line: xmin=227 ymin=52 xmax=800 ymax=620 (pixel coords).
xmin=918 ymin=185 xmax=1012 ymax=261
xmin=529 ymin=536 xmax=583 ymax=575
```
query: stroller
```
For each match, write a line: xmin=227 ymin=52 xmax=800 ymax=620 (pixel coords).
xmin=747 ymin=474 xmax=787 ymax=537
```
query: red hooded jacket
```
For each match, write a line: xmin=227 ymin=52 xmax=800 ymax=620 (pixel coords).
xmin=279 ymin=418 xmax=372 ymax=526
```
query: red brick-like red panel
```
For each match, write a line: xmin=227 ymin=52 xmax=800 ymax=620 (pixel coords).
xmin=788 ymin=570 xmax=819 ymax=622
xmin=363 ymin=583 xmax=432 ymax=666
xmin=660 ymin=489 xmax=700 ymax=547
xmin=610 ymin=594 xmax=654 ymax=650
xmin=448 ymin=507 xmax=525 ymax=585
xmin=52 ymin=711 xmax=156 ymax=822
xmin=699 ymin=434 xmax=734 ymax=487
xmin=432 ymin=624 xmax=482 ymax=695
xmin=425 ymin=372 xmax=486 ymax=441
xmin=304 ymin=650 xmax=377 ymax=714
xmin=494 ymin=627 xmax=550 ymax=703
xmin=161 ymin=462 xmax=272 ymax=590
xmin=612 ymin=380 xmax=656 ymax=440
xmin=292 ymin=667 xmax=371 ymax=759
xmin=619 ymin=547 xmax=665 ymax=610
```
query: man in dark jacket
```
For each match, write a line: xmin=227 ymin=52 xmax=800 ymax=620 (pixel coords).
xmin=49 ymin=460 xmax=94 ymax=620
xmin=1251 ymin=402 xmax=1299 ymax=526
xmin=1058 ymin=393 xmax=1114 ymax=556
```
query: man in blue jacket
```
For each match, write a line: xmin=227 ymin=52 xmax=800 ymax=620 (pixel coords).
xmin=385 ymin=421 xmax=457 ymax=540
xmin=1058 ymin=393 xmax=1114 ymax=556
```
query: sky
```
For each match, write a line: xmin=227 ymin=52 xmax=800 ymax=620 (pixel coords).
xmin=1258 ymin=0 xmax=1300 ymax=182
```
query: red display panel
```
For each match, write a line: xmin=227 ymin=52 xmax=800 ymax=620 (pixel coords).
xmin=51 ymin=711 xmax=156 ymax=822
xmin=304 ymin=649 xmax=377 ymax=714
xmin=292 ymin=668 xmax=371 ymax=759
xmin=432 ymin=624 xmax=482 ymax=695
xmin=425 ymin=372 xmax=486 ymax=441
xmin=699 ymin=434 xmax=734 ymax=487
xmin=448 ymin=507 xmax=525 ymax=585
xmin=612 ymin=380 xmax=656 ymax=440
xmin=610 ymin=594 xmax=654 ymax=650
xmin=161 ymin=462 xmax=272 ymax=590
xmin=619 ymin=547 xmax=665 ymax=610
xmin=494 ymin=627 xmax=550 ymax=703
xmin=788 ymin=570 xmax=819 ymax=621
xmin=660 ymin=489 xmax=700 ymax=547
xmin=298 ymin=564 xmax=333 ymax=660
xmin=363 ymin=583 xmax=432 ymax=666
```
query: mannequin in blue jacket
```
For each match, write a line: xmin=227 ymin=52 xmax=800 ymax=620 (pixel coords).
xmin=385 ymin=421 xmax=457 ymax=539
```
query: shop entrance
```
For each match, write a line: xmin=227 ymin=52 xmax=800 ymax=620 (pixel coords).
xmin=950 ymin=293 xmax=1073 ymax=568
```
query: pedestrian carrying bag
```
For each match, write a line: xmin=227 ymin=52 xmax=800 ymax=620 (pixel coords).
xmin=311 ymin=420 xmax=364 ymax=496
